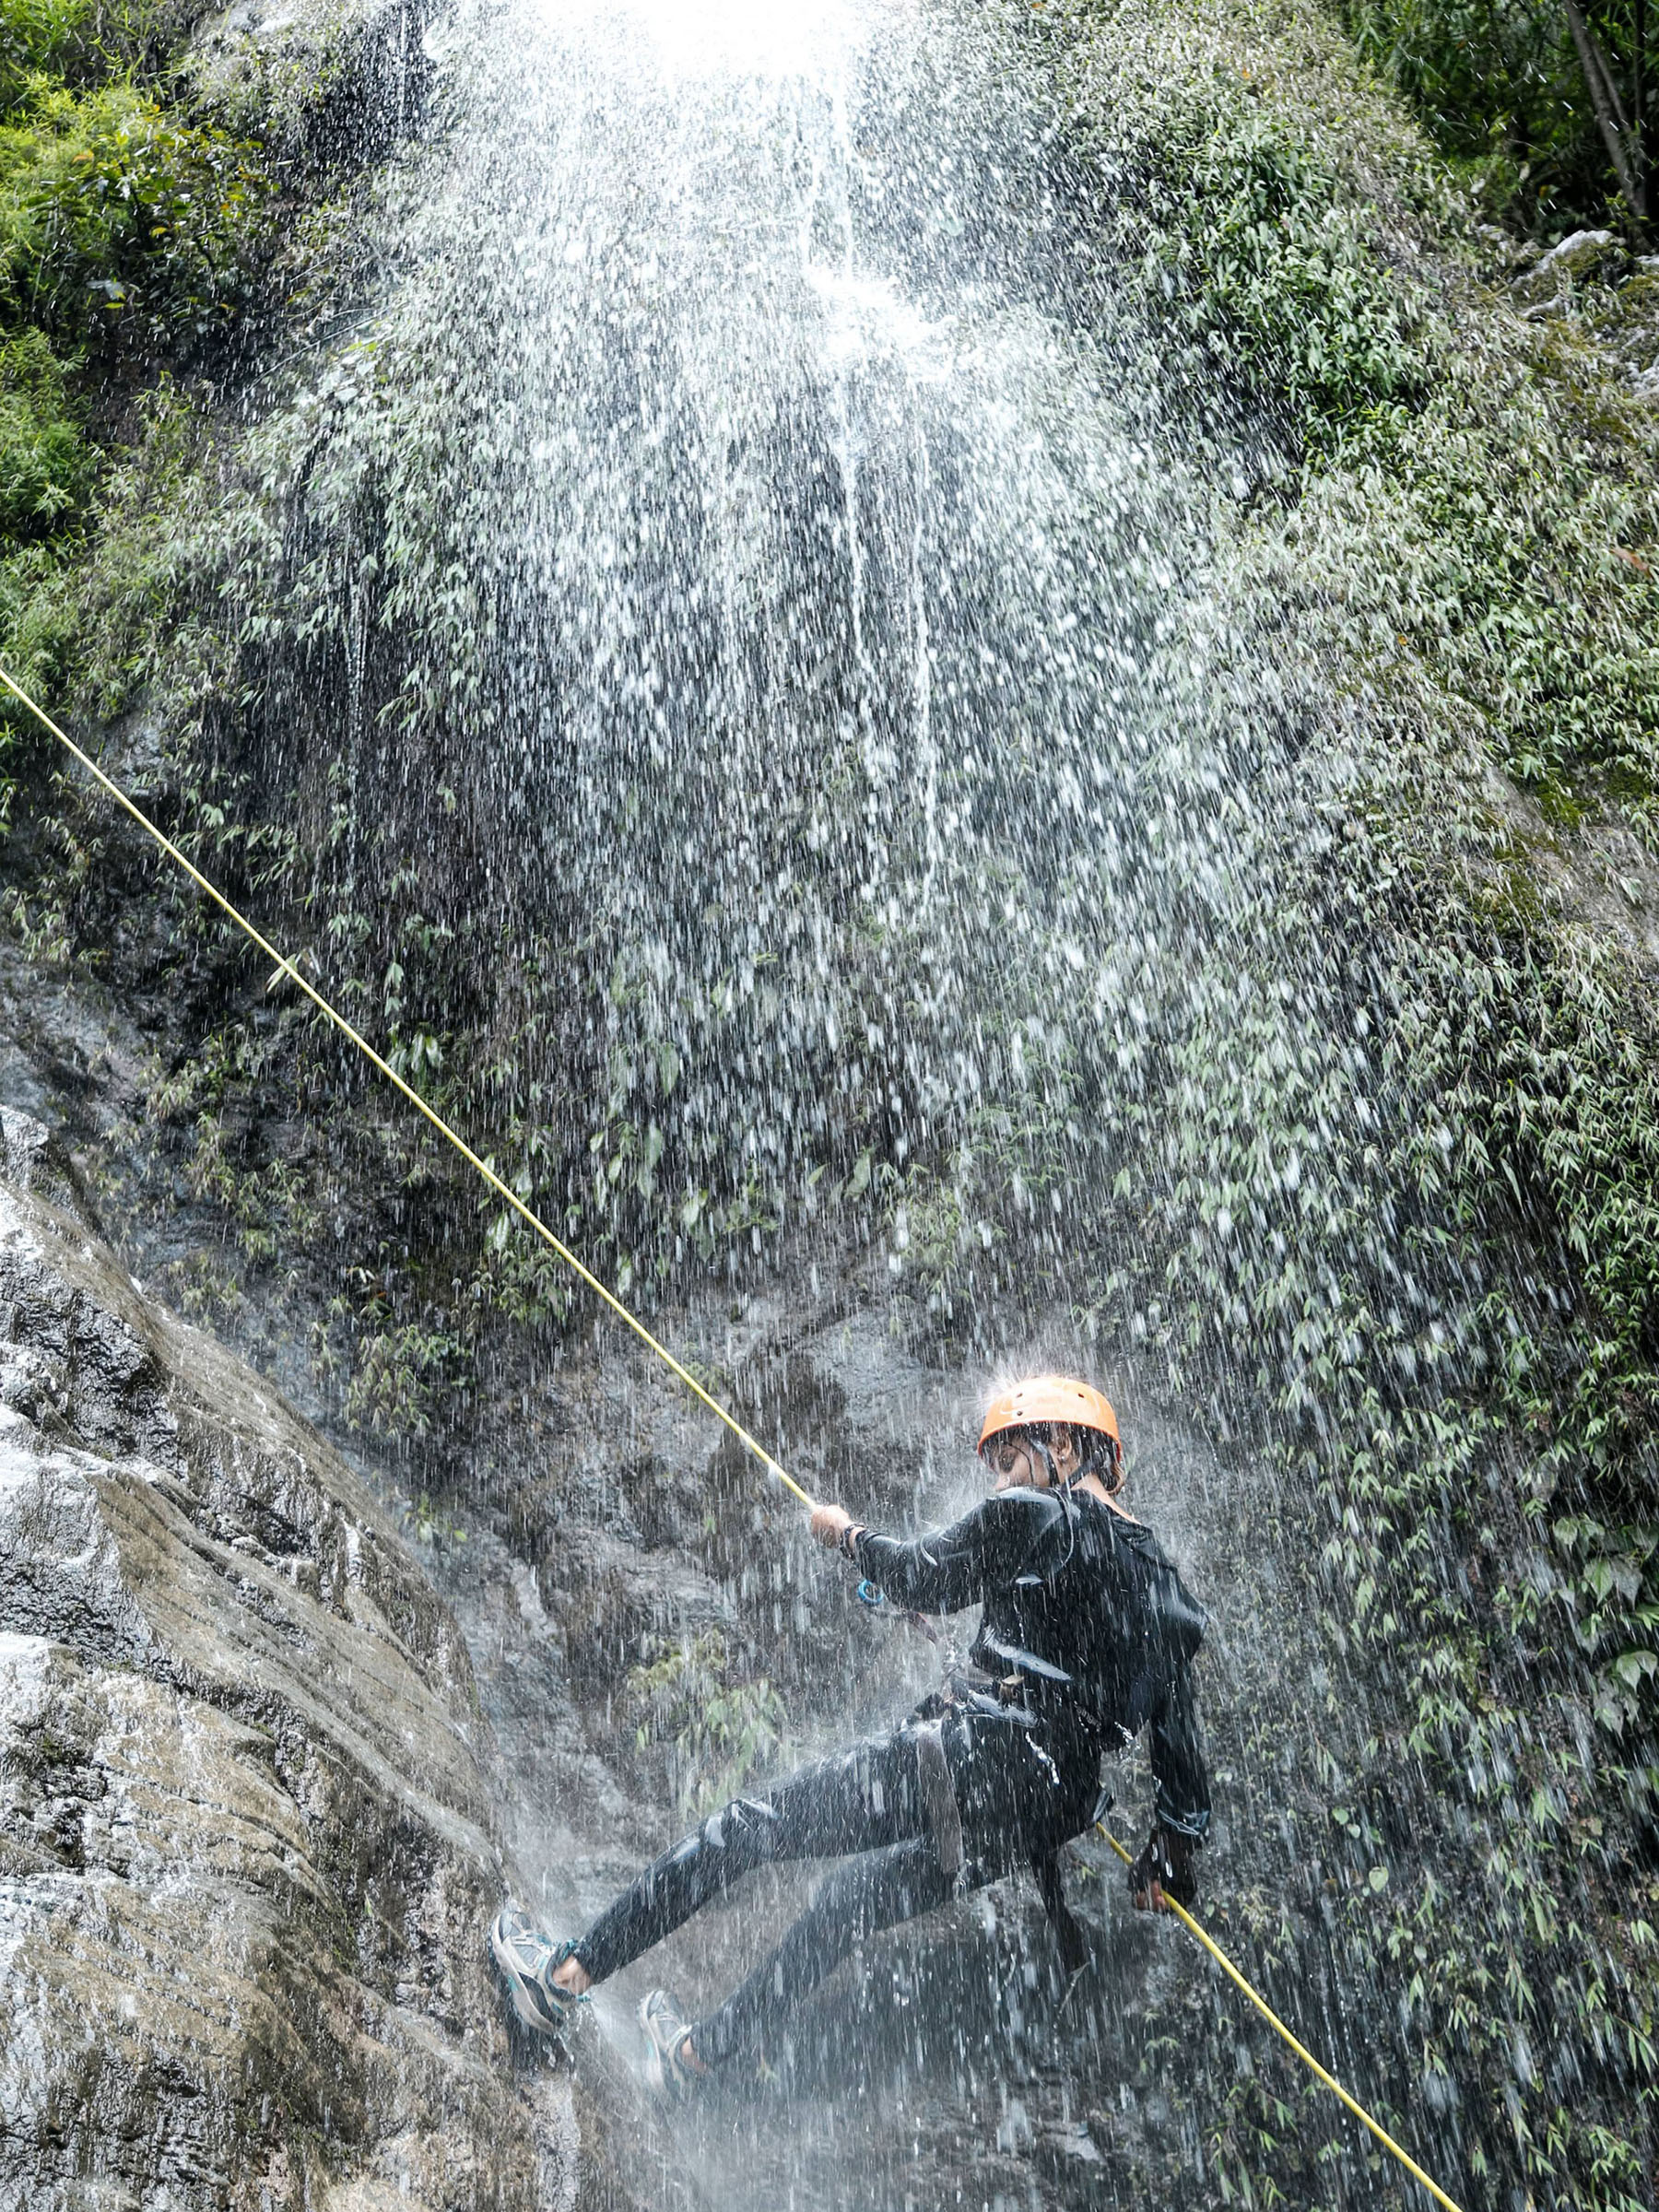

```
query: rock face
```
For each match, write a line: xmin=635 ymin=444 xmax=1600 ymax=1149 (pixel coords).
xmin=1511 ymin=225 xmax=1621 ymax=309
xmin=0 ymin=1113 xmax=576 ymax=2212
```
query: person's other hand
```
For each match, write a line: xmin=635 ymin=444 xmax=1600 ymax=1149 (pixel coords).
xmin=1129 ymin=1825 xmax=1198 ymax=1912
xmin=810 ymin=1501 xmax=855 ymax=1549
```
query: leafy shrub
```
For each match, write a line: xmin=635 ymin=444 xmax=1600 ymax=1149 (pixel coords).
xmin=1055 ymin=0 xmax=1659 ymax=812
xmin=72 ymin=374 xmax=225 ymax=713
xmin=628 ymin=1632 xmax=787 ymax=1811
xmin=344 ymin=1313 xmax=470 ymax=1438
xmin=1056 ymin=10 xmax=1435 ymax=447
xmin=0 ymin=80 xmax=268 ymax=349
xmin=1337 ymin=0 xmax=1643 ymax=231
xmin=1157 ymin=124 xmax=1431 ymax=434
xmin=0 ymin=327 xmax=91 ymax=534
xmin=0 ymin=0 xmax=182 ymax=110
xmin=1291 ymin=349 xmax=1659 ymax=821
xmin=0 ymin=540 xmax=77 ymax=771
xmin=0 ymin=325 xmax=87 ymax=767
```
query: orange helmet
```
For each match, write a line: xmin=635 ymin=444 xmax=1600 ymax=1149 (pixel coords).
xmin=979 ymin=1374 xmax=1121 ymax=1465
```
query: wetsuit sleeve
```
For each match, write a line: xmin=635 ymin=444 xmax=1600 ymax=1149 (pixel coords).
xmin=1149 ymin=1663 xmax=1211 ymax=1841
xmin=851 ymin=1491 xmax=1045 ymax=1614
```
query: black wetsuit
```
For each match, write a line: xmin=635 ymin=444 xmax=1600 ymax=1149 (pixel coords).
xmin=571 ymin=1485 xmax=1210 ymax=2068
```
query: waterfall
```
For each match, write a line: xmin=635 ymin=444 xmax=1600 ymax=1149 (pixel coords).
xmin=144 ymin=0 xmax=1493 ymax=2199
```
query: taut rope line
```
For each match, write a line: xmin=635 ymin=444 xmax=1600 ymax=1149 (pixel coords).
xmin=2 ymin=660 xmax=1463 ymax=2212
xmin=0 ymin=661 xmax=813 ymax=1510
xmin=1097 ymin=1826 xmax=1463 ymax=2212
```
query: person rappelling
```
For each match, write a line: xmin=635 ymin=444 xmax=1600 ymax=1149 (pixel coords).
xmin=488 ymin=1372 xmax=1211 ymax=2091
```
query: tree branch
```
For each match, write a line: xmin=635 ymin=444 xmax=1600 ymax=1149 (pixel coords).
xmin=1564 ymin=0 xmax=1648 ymax=229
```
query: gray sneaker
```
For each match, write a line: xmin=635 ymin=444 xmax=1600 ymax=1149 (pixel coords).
xmin=639 ymin=1987 xmax=697 ymax=2099
xmin=488 ymin=1904 xmax=587 ymax=2038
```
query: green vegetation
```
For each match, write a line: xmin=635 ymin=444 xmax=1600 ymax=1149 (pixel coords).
xmin=0 ymin=329 xmax=89 ymax=533
xmin=0 ymin=324 xmax=88 ymax=792
xmin=1336 ymin=0 xmax=1658 ymax=234
xmin=0 ymin=80 xmax=265 ymax=347
xmin=1114 ymin=100 xmax=1437 ymax=441
xmin=628 ymin=1631 xmax=788 ymax=1812
xmin=0 ymin=0 xmax=179 ymax=106
xmin=0 ymin=0 xmax=267 ymax=747
xmin=1058 ymin=0 xmax=1659 ymax=807
xmin=1020 ymin=0 xmax=1659 ymax=2201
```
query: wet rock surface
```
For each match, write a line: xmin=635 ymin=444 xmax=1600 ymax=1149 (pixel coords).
xmin=0 ymin=1113 xmax=642 ymax=2212
xmin=0 ymin=965 xmax=1281 ymax=2210
xmin=186 ymin=0 xmax=434 ymax=163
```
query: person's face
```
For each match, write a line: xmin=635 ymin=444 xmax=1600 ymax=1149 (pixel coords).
xmin=984 ymin=1425 xmax=1081 ymax=1491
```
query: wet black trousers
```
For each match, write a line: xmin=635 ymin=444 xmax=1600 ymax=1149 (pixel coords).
xmin=570 ymin=1712 xmax=1088 ymax=2069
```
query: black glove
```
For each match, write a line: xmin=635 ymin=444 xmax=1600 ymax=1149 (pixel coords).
xmin=1128 ymin=1824 xmax=1199 ymax=1911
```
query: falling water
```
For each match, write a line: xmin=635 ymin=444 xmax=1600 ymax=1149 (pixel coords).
xmin=223 ymin=0 xmax=1462 ymax=2201
xmin=249 ymin=0 xmax=1304 ymax=1282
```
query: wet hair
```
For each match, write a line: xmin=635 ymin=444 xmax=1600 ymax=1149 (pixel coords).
xmin=986 ymin=1420 xmax=1123 ymax=1494
xmin=1056 ymin=1419 xmax=1124 ymax=1493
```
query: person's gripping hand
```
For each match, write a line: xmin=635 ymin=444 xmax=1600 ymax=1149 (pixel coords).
xmin=810 ymin=1501 xmax=855 ymax=1549
xmin=1129 ymin=1825 xmax=1198 ymax=1913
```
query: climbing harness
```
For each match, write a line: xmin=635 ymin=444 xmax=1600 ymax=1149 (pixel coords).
xmin=912 ymin=1716 xmax=965 ymax=1884
xmin=0 ymin=660 xmax=1462 ymax=2212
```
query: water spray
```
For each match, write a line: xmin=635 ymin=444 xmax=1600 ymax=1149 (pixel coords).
xmin=0 ymin=657 xmax=1464 ymax=2212
xmin=0 ymin=663 xmax=815 ymax=1513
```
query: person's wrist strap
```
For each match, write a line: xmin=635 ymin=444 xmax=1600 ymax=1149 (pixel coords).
xmin=841 ymin=1523 xmax=865 ymax=1560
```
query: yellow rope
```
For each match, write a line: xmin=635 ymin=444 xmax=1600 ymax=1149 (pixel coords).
xmin=0 ymin=662 xmax=815 ymax=1511
xmin=1099 ymin=1827 xmax=1464 ymax=2212
xmin=5 ymin=662 xmax=1466 ymax=2212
